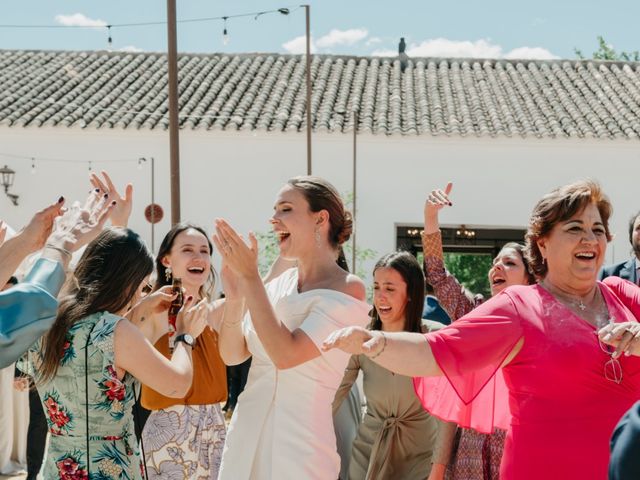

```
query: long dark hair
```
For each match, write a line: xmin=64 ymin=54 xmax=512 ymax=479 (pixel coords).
xmin=368 ymin=251 xmax=425 ymax=333
xmin=38 ymin=228 xmax=154 ymax=384
xmin=154 ymin=222 xmax=216 ymax=300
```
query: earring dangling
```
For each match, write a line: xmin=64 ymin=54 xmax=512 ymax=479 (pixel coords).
xmin=165 ymin=266 xmax=172 ymax=282
xmin=314 ymin=227 xmax=321 ymax=247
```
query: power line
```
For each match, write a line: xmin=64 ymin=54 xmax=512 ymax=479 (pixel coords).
xmin=0 ymin=6 xmax=299 ymax=30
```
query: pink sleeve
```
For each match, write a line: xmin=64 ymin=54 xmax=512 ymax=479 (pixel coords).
xmin=413 ymin=291 xmax=523 ymax=433
xmin=602 ymin=277 xmax=640 ymax=321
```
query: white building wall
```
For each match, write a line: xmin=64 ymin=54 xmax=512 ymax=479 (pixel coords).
xmin=0 ymin=126 xmax=636 ymax=277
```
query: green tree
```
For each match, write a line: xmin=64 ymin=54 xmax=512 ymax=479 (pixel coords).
xmin=575 ymin=36 xmax=640 ymax=61
xmin=443 ymin=252 xmax=492 ymax=299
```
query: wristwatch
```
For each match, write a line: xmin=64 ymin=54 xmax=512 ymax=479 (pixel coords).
xmin=174 ymin=333 xmax=196 ymax=348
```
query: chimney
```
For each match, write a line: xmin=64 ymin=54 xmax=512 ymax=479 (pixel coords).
xmin=398 ymin=37 xmax=409 ymax=72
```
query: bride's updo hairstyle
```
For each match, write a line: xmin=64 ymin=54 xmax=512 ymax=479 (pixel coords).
xmin=287 ymin=176 xmax=353 ymax=249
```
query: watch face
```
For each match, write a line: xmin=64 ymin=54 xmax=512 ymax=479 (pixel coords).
xmin=184 ymin=334 xmax=194 ymax=345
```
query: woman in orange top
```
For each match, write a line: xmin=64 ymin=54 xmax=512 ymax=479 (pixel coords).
xmin=136 ymin=223 xmax=227 ymax=479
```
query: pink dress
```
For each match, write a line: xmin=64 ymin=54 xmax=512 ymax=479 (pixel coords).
xmin=414 ymin=278 xmax=640 ymax=480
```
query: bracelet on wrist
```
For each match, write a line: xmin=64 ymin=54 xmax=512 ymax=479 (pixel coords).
xmin=368 ymin=331 xmax=387 ymax=359
xmin=44 ymin=243 xmax=72 ymax=260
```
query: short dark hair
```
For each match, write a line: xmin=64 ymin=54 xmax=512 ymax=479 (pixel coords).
xmin=369 ymin=251 xmax=425 ymax=334
xmin=629 ymin=211 xmax=640 ymax=244
xmin=525 ymin=180 xmax=612 ymax=278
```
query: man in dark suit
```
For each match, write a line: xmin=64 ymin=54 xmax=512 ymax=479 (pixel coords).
xmin=600 ymin=211 xmax=640 ymax=285
xmin=610 ymin=401 xmax=640 ymax=479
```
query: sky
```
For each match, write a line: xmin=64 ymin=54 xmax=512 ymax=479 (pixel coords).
xmin=0 ymin=0 xmax=639 ymax=61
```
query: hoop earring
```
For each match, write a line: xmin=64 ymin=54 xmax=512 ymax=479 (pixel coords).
xmin=165 ymin=266 xmax=172 ymax=282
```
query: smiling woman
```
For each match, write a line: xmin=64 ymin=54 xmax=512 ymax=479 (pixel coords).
xmin=135 ymin=223 xmax=228 ymax=480
xmin=322 ymin=180 xmax=640 ymax=480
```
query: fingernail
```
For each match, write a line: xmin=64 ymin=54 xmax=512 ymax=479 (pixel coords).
xmin=103 ymin=193 xmax=108 ymax=199
xmin=448 ymin=202 xmax=453 ymax=206
xmin=187 ymin=295 xmax=193 ymax=302
xmin=625 ymin=351 xmax=631 ymax=357
xmin=58 ymin=196 xmax=64 ymax=203
xmin=94 ymin=188 xmax=100 ymax=193
xmin=111 ymin=201 xmax=116 ymax=206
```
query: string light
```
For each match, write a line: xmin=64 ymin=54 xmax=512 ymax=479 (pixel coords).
xmin=137 ymin=158 xmax=144 ymax=170
xmin=107 ymin=25 xmax=112 ymax=47
xmin=30 ymin=157 xmax=36 ymax=175
xmin=88 ymin=161 xmax=93 ymax=172
xmin=222 ymin=17 xmax=229 ymax=45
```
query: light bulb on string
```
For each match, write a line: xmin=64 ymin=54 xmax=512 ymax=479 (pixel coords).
xmin=30 ymin=158 xmax=36 ymax=175
xmin=107 ymin=26 xmax=113 ymax=48
xmin=88 ymin=161 xmax=92 ymax=172
xmin=222 ymin=17 xmax=229 ymax=45
xmin=137 ymin=158 xmax=144 ymax=170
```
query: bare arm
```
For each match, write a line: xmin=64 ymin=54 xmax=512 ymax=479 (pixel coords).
xmin=239 ymin=275 xmax=322 ymax=369
xmin=114 ymin=320 xmax=194 ymax=398
xmin=217 ymin=298 xmax=252 ymax=365
xmin=115 ymin=297 xmax=208 ymax=397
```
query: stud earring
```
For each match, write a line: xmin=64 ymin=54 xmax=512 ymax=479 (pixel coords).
xmin=165 ymin=266 xmax=172 ymax=282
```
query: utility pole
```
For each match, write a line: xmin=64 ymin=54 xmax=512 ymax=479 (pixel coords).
xmin=166 ymin=0 xmax=181 ymax=224
xmin=303 ymin=4 xmax=312 ymax=175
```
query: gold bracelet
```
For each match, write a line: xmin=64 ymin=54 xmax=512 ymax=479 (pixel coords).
xmin=368 ymin=331 xmax=387 ymax=359
xmin=222 ymin=319 xmax=243 ymax=327
xmin=44 ymin=243 xmax=72 ymax=259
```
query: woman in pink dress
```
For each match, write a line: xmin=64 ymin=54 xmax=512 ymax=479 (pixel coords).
xmin=323 ymin=180 xmax=640 ymax=480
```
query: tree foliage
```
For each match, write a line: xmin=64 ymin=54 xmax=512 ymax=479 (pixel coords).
xmin=575 ymin=36 xmax=640 ymax=62
xmin=443 ymin=252 xmax=492 ymax=298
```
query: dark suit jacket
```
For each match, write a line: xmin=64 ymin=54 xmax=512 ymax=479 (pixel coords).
xmin=610 ymin=401 xmax=640 ymax=480
xmin=599 ymin=257 xmax=638 ymax=284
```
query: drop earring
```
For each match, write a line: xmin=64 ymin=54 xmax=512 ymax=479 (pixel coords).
xmin=314 ymin=227 xmax=321 ymax=247
xmin=165 ymin=266 xmax=172 ymax=282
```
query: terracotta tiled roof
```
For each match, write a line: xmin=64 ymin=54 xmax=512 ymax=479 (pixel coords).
xmin=1 ymin=49 xmax=640 ymax=139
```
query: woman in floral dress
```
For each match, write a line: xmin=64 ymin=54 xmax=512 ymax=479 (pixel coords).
xmin=24 ymin=228 xmax=207 ymax=479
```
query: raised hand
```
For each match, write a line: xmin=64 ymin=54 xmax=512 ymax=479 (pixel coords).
xmin=176 ymin=296 xmax=209 ymax=339
xmin=424 ymin=182 xmax=453 ymax=234
xmin=213 ymin=219 xmax=259 ymax=281
xmin=47 ymin=190 xmax=114 ymax=253
xmin=18 ymin=197 xmax=66 ymax=253
xmin=90 ymin=170 xmax=133 ymax=228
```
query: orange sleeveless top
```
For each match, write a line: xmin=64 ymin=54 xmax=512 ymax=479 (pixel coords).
xmin=141 ymin=326 xmax=227 ymax=410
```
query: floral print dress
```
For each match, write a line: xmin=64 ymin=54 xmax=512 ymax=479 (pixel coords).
xmin=24 ymin=312 xmax=142 ymax=480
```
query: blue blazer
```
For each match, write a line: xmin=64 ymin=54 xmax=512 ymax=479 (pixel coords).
xmin=599 ymin=257 xmax=638 ymax=284
xmin=0 ymin=258 xmax=65 ymax=368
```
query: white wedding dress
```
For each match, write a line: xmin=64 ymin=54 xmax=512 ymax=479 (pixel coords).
xmin=219 ymin=268 xmax=370 ymax=480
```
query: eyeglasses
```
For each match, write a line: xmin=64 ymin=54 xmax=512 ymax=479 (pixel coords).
xmin=598 ymin=337 xmax=623 ymax=384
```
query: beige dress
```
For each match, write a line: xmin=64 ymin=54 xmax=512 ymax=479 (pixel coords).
xmin=333 ymin=320 xmax=445 ymax=480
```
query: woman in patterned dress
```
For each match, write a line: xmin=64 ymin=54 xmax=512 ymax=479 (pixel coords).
xmin=27 ymin=227 xmax=207 ymax=479
xmin=420 ymin=182 xmax=535 ymax=480
xmin=137 ymin=223 xmax=228 ymax=479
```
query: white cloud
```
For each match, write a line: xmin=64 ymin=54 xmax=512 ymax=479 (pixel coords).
xmin=316 ymin=28 xmax=368 ymax=48
xmin=118 ymin=45 xmax=143 ymax=53
xmin=372 ymin=38 xmax=558 ymax=60
xmin=407 ymin=38 xmax=503 ymax=58
xmin=371 ymin=49 xmax=396 ymax=57
xmin=366 ymin=37 xmax=382 ymax=47
xmin=282 ymin=35 xmax=317 ymax=54
xmin=504 ymin=47 xmax=559 ymax=60
xmin=55 ymin=13 xmax=107 ymax=28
